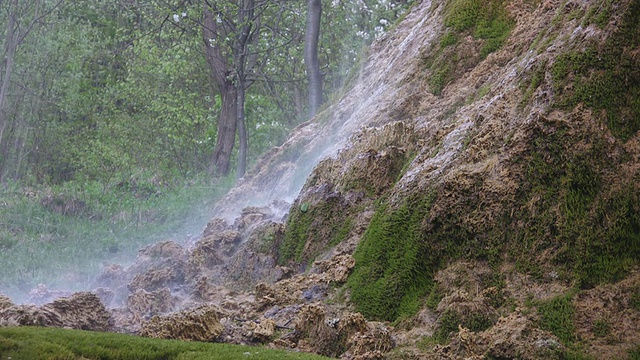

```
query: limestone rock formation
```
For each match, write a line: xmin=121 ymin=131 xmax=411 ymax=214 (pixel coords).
xmin=0 ymin=292 xmax=111 ymax=331
xmin=139 ymin=304 xmax=224 ymax=342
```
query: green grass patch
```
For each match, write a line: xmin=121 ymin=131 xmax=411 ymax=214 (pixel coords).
xmin=425 ymin=0 xmax=513 ymax=95
xmin=582 ymin=0 xmax=614 ymax=28
xmin=511 ymin=121 xmax=640 ymax=288
xmin=0 ymin=326 xmax=330 ymax=360
xmin=591 ymin=318 xmax=610 ymax=338
xmin=279 ymin=197 xmax=356 ymax=266
xmin=432 ymin=309 xmax=460 ymax=344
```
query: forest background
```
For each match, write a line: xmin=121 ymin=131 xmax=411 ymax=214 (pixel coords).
xmin=0 ymin=0 xmax=410 ymax=300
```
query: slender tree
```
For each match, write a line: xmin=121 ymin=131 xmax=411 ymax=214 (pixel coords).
xmin=305 ymin=0 xmax=322 ymax=118
xmin=202 ymin=0 xmax=260 ymax=177
xmin=0 ymin=0 xmax=63 ymax=181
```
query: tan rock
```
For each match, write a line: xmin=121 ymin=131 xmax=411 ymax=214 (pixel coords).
xmin=0 ymin=292 xmax=111 ymax=331
xmin=139 ymin=304 xmax=224 ymax=342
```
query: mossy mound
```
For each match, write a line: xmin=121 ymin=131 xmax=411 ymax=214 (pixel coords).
xmin=279 ymin=122 xmax=419 ymax=267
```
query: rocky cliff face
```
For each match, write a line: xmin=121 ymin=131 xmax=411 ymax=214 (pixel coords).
xmin=199 ymin=0 xmax=639 ymax=357
xmin=3 ymin=0 xmax=638 ymax=358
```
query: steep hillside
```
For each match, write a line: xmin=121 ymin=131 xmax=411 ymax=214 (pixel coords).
xmin=204 ymin=0 xmax=640 ymax=357
xmin=2 ymin=0 xmax=638 ymax=359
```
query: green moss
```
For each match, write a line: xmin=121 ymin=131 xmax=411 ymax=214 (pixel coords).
xmin=444 ymin=0 xmax=513 ymax=58
xmin=425 ymin=0 xmax=513 ymax=96
xmin=330 ymin=218 xmax=353 ymax=247
xmin=440 ymin=31 xmax=458 ymax=47
xmin=510 ymin=120 xmax=639 ymax=288
xmin=280 ymin=196 xmax=357 ymax=266
xmin=582 ymin=0 xmax=613 ymax=28
xmin=347 ymin=193 xmax=438 ymax=321
xmin=428 ymin=62 xmax=452 ymax=96
xmin=467 ymin=312 xmax=495 ymax=332
xmin=537 ymin=292 xmax=576 ymax=344
xmin=592 ymin=318 xmax=610 ymax=337
xmin=551 ymin=0 xmax=640 ymax=141
xmin=520 ymin=59 xmax=548 ymax=106
xmin=432 ymin=309 xmax=460 ymax=344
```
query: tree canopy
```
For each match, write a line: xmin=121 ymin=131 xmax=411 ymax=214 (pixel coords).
xmin=0 ymin=0 xmax=412 ymax=186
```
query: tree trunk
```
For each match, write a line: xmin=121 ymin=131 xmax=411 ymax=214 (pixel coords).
xmin=203 ymin=6 xmax=237 ymax=176
xmin=210 ymin=83 xmax=238 ymax=176
xmin=0 ymin=7 xmax=17 ymax=151
xmin=236 ymin=83 xmax=247 ymax=179
xmin=305 ymin=0 xmax=322 ymax=118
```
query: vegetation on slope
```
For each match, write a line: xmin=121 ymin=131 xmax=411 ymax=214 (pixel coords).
xmin=425 ymin=0 xmax=514 ymax=94
xmin=348 ymin=194 xmax=438 ymax=321
xmin=550 ymin=0 xmax=640 ymax=141
xmin=0 ymin=326 xmax=331 ymax=360
xmin=344 ymin=0 xmax=640 ymax=323
xmin=0 ymin=176 xmax=233 ymax=300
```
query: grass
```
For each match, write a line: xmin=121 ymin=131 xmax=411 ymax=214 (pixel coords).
xmin=0 ymin=326 xmax=330 ymax=360
xmin=443 ymin=0 xmax=514 ymax=58
xmin=0 ymin=176 xmax=234 ymax=302
xmin=510 ymin=116 xmax=640 ymax=288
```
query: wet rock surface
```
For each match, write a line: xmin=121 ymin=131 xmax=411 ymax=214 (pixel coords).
xmin=139 ymin=304 xmax=224 ymax=342
xmin=0 ymin=292 xmax=112 ymax=331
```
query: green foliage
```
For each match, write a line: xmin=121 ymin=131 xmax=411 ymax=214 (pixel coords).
xmin=630 ymin=345 xmax=640 ymax=360
xmin=520 ymin=59 xmax=548 ymax=106
xmin=347 ymin=193 xmax=438 ymax=321
xmin=440 ymin=31 xmax=458 ymax=47
xmin=429 ymin=63 xmax=453 ymax=96
xmin=537 ymin=293 xmax=576 ymax=344
xmin=0 ymin=326 xmax=330 ymax=360
xmin=425 ymin=0 xmax=513 ymax=96
xmin=591 ymin=318 xmax=610 ymax=338
xmin=582 ymin=0 xmax=614 ymax=28
xmin=550 ymin=0 xmax=640 ymax=141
